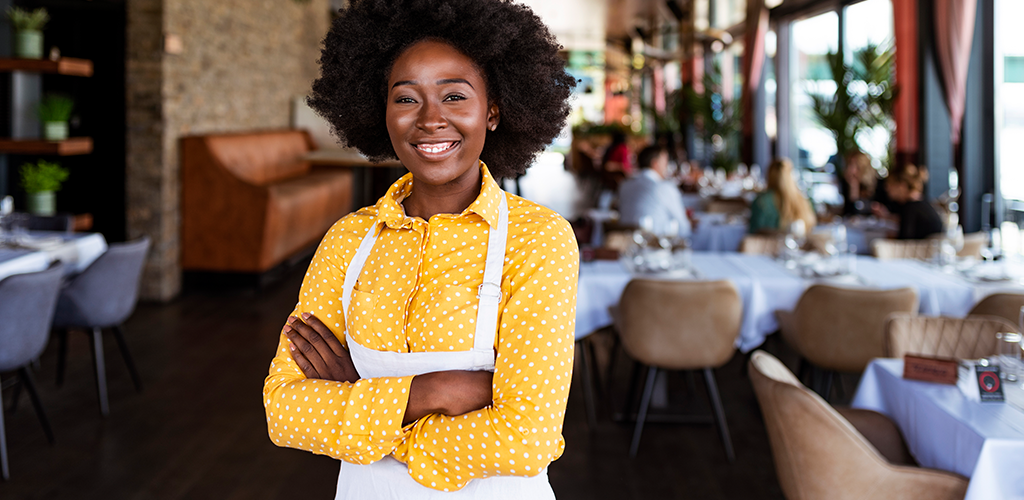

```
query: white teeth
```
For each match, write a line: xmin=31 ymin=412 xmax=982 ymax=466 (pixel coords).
xmin=417 ymin=142 xmax=455 ymax=154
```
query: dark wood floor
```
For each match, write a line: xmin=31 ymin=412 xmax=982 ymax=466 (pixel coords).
xmin=0 ymin=261 xmax=794 ymax=499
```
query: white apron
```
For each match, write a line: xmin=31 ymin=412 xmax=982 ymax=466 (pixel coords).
xmin=335 ymin=194 xmax=555 ymax=499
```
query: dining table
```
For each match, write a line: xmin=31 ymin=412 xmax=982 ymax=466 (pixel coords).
xmin=0 ymin=230 xmax=107 ymax=282
xmin=853 ymin=358 xmax=1024 ymax=500
xmin=575 ymin=252 xmax=1024 ymax=351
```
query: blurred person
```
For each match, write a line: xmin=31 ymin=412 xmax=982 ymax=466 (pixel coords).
xmin=619 ymin=144 xmax=692 ymax=237
xmin=840 ymin=150 xmax=884 ymax=216
xmin=263 ymin=0 xmax=579 ymax=498
xmin=749 ymin=158 xmax=817 ymax=234
xmin=873 ymin=164 xmax=944 ymax=239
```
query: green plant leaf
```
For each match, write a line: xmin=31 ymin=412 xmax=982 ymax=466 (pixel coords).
xmin=19 ymin=160 xmax=68 ymax=193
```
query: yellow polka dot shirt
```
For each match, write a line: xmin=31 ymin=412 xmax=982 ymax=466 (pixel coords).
xmin=263 ymin=163 xmax=579 ymax=491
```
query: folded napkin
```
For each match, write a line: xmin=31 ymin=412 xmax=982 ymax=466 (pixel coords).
xmin=4 ymin=234 xmax=65 ymax=251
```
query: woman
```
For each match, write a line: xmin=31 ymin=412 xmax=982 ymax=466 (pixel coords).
xmin=840 ymin=150 xmax=881 ymax=216
xmin=749 ymin=158 xmax=817 ymax=234
xmin=874 ymin=164 xmax=944 ymax=239
xmin=262 ymin=1 xmax=578 ymax=498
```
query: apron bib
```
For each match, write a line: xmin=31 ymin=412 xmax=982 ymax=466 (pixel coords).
xmin=335 ymin=194 xmax=555 ymax=499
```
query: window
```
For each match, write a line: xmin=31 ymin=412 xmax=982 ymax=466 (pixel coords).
xmin=997 ymin=0 xmax=1024 ymax=203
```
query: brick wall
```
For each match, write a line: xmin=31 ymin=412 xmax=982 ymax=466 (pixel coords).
xmin=126 ymin=0 xmax=329 ymax=301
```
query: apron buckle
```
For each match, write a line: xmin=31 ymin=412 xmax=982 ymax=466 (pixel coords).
xmin=477 ymin=282 xmax=502 ymax=301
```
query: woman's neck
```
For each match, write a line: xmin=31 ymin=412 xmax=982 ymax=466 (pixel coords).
xmin=402 ymin=168 xmax=483 ymax=221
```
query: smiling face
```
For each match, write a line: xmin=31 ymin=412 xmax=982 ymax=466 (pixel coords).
xmin=386 ymin=40 xmax=499 ymax=191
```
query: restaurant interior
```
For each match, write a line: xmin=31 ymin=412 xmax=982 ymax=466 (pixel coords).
xmin=0 ymin=0 xmax=1023 ymax=498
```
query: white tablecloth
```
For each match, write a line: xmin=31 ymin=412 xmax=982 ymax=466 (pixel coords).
xmin=690 ymin=218 xmax=747 ymax=252
xmin=576 ymin=253 xmax=1024 ymax=350
xmin=0 ymin=231 xmax=107 ymax=282
xmin=853 ymin=359 xmax=1024 ymax=500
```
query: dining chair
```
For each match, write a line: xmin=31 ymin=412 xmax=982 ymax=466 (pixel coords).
xmin=748 ymin=350 xmax=969 ymax=500
xmin=776 ymin=284 xmax=918 ymax=399
xmin=958 ymin=232 xmax=988 ymax=258
xmin=885 ymin=313 xmax=1017 ymax=359
xmin=617 ymin=279 xmax=740 ymax=460
xmin=705 ymin=198 xmax=748 ymax=216
xmin=0 ymin=263 xmax=64 ymax=480
xmin=52 ymin=237 xmax=150 ymax=416
xmin=968 ymin=293 xmax=1024 ymax=327
xmin=739 ymin=234 xmax=782 ymax=256
xmin=26 ymin=214 xmax=74 ymax=233
xmin=871 ymin=239 xmax=936 ymax=261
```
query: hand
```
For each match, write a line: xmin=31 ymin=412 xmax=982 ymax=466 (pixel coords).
xmin=870 ymin=202 xmax=890 ymax=219
xmin=284 ymin=313 xmax=360 ymax=384
xmin=404 ymin=370 xmax=493 ymax=425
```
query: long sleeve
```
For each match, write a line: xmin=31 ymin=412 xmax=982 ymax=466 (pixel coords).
xmin=263 ymin=218 xmax=414 ymax=464
xmin=392 ymin=215 xmax=579 ymax=491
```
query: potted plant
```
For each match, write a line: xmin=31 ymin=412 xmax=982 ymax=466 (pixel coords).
xmin=5 ymin=7 xmax=49 ymax=59
xmin=19 ymin=160 xmax=68 ymax=215
xmin=38 ymin=94 xmax=74 ymax=141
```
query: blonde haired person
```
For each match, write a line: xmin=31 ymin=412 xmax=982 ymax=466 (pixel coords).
xmin=873 ymin=164 xmax=944 ymax=239
xmin=841 ymin=150 xmax=881 ymax=215
xmin=749 ymin=158 xmax=817 ymax=234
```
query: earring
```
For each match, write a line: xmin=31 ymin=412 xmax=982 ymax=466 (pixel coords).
xmin=490 ymin=124 xmax=497 ymax=131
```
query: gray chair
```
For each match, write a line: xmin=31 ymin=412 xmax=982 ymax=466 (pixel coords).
xmin=52 ymin=237 xmax=150 ymax=416
xmin=0 ymin=263 xmax=64 ymax=480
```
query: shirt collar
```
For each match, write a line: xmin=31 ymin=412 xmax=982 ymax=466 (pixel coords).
xmin=375 ymin=161 xmax=504 ymax=229
xmin=641 ymin=169 xmax=663 ymax=181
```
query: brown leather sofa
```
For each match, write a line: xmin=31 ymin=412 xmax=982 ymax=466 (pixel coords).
xmin=182 ymin=130 xmax=352 ymax=273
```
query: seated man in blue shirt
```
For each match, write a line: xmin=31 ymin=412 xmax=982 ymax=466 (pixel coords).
xmin=618 ymin=144 xmax=692 ymax=238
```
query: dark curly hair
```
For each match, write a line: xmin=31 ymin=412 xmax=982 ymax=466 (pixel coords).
xmin=307 ymin=0 xmax=576 ymax=178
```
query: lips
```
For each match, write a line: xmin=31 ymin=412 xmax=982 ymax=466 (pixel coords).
xmin=414 ymin=141 xmax=459 ymax=154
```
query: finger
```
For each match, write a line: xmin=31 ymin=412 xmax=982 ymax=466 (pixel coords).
xmin=301 ymin=312 xmax=347 ymax=356
xmin=285 ymin=323 xmax=330 ymax=377
xmin=287 ymin=337 xmax=320 ymax=379
xmin=289 ymin=317 xmax=332 ymax=354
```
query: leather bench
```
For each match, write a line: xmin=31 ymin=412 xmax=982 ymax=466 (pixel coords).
xmin=181 ymin=130 xmax=352 ymax=273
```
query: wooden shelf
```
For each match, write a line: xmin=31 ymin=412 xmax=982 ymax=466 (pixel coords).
xmin=0 ymin=57 xmax=93 ymax=77
xmin=0 ymin=137 xmax=93 ymax=155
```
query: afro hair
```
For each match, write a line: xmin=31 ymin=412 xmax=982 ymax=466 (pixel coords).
xmin=307 ymin=0 xmax=576 ymax=178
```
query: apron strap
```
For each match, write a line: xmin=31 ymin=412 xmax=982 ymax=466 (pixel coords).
xmin=340 ymin=191 xmax=509 ymax=359
xmin=341 ymin=221 xmax=383 ymax=317
xmin=472 ymin=194 xmax=508 ymax=354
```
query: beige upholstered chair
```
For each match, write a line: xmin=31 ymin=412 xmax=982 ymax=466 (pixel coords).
xmin=958 ymin=232 xmax=988 ymax=258
xmin=706 ymin=198 xmax=748 ymax=215
xmin=872 ymin=239 xmax=937 ymax=261
xmin=749 ymin=351 xmax=969 ymax=500
xmin=618 ymin=279 xmax=741 ymax=459
xmin=740 ymin=234 xmax=783 ymax=256
xmin=885 ymin=313 xmax=1017 ymax=359
xmin=968 ymin=293 xmax=1024 ymax=327
xmin=776 ymin=285 xmax=918 ymax=397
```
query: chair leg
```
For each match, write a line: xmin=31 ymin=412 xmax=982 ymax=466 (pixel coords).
xmin=89 ymin=327 xmax=110 ymax=416
xmin=5 ymin=379 xmax=20 ymax=414
xmin=619 ymin=360 xmax=643 ymax=421
xmin=55 ymin=329 xmax=69 ymax=387
xmin=18 ymin=368 xmax=54 ymax=445
xmin=111 ymin=325 xmax=143 ymax=392
xmin=605 ymin=332 xmax=620 ymax=391
xmin=820 ymin=370 xmax=834 ymax=403
xmin=0 ymin=374 xmax=9 ymax=481
xmin=629 ymin=366 xmax=658 ymax=458
xmin=796 ymin=358 xmax=809 ymax=386
xmin=703 ymin=368 xmax=735 ymax=463
xmin=576 ymin=339 xmax=598 ymax=430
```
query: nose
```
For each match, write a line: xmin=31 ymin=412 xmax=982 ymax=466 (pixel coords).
xmin=416 ymin=98 xmax=447 ymax=131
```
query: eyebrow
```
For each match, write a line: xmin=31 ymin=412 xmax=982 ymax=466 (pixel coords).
xmin=391 ymin=78 xmax=474 ymax=89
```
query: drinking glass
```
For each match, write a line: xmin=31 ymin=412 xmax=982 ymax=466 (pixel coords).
xmin=995 ymin=331 xmax=1023 ymax=382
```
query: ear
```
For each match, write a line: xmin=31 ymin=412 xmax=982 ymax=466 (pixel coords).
xmin=487 ymin=103 xmax=500 ymax=131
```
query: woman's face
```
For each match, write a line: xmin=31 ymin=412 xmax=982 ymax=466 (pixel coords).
xmin=887 ymin=179 xmax=908 ymax=202
xmin=386 ymin=40 xmax=499 ymax=189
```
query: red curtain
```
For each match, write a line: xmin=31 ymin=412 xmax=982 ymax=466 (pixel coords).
xmin=933 ymin=0 xmax=977 ymax=146
xmin=893 ymin=0 xmax=918 ymax=162
xmin=741 ymin=0 xmax=768 ymax=163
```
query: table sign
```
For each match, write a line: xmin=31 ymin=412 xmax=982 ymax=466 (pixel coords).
xmin=903 ymin=354 xmax=959 ymax=384
xmin=976 ymin=365 xmax=1005 ymax=403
